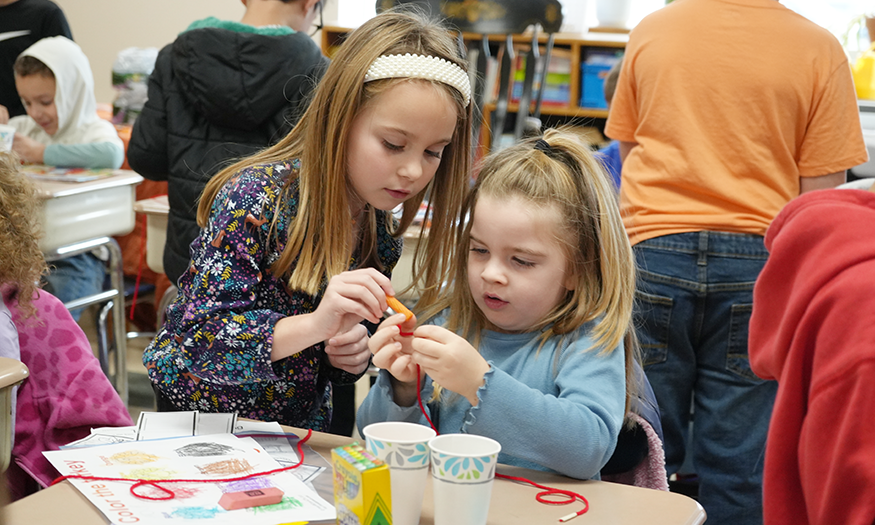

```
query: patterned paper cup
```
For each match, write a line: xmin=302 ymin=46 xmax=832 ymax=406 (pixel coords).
xmin=428 ymin=433 xmax=501 ymax=525
xmin=363 ymin=422 xmax=437 ymax=525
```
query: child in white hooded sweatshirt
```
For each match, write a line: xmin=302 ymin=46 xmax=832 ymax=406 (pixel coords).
xmin=0 ymin=36 xmax=124 ymax=318
xmin=2 ymin=35 xmax=123 ymax=168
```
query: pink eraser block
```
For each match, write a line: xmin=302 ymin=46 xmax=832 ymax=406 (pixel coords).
xmin=218 ymin=487 xmax=284 ymax=510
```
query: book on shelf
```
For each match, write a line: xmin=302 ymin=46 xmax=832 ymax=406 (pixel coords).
xmin=509 ymin=46 xmax=573 ymax=107
xmin=474 ymin=43 xmax=573 ymax=109
xmin=466 ymin=47 xmax=499 ymax=108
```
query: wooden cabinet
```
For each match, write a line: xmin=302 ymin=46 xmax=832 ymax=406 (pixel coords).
xmin=321 ymin=25 xmax=627 ymax=149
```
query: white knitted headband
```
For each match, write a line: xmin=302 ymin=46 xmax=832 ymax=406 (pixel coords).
xmin=364 ymin=53 xmax=471 ymax=107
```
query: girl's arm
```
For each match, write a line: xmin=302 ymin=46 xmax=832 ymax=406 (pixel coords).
xmin=356 ymin=368 xmax=435 ymax=435
xmin=169 ymin=170 xmax=299 ymax=385
xmin=171 ymin=170 xmax=388 ymax=385
xmin=43 ymin=141 xmax=125 ymax=169
xmin=466 ymin=341 xmax=625 ymax=479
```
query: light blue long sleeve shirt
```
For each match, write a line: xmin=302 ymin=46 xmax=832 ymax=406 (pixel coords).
xmin=43 ymin=142 xmax=124 ymax=169
xmin=357 ymin=325 xmax=626 ymax=480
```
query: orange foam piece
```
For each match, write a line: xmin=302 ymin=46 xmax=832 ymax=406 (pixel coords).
xmin=386 ymin=295 xmax=413 ymax=321
xmin=218 ymin=487 xmax=284 ymax=510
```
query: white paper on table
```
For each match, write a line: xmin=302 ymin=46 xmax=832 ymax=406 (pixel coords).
xmin=44 ymin=433 xmax=336 ymax=525
xmin=136 ymin=411 xmax=237 ymax=441
xmin=93 ymin=427 xmax=138 ymax=439
xmin=68 ymin=416 xmax=325 ymax=487
xmin=233 ymin=420 xmax=325 ymax=486
xmin=63 ymin=432 xmax=136 ymax=449
xmin=195 ymin=413 xmax=238 ymax=436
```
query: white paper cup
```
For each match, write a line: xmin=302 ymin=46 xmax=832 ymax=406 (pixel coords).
xmin=363 ymin=422 xmax=436 ymax=525
xmin=0 ymin=124 xmax=14 ymax=153
xmin=429 ymin=433 xmax=501 ymax=525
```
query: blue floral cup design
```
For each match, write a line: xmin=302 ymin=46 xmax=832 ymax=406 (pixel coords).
xmin=367 ymin=439 xmax=430 ymax=470
xmin=428 ymin=434 xmax=500 ymax=484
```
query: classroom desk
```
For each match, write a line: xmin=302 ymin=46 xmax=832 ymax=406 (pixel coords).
xmin=2 ymin=426 xmax=706 ymax=525
xmin=30 ymin=168 xmax=143 ymax=406
xmin=133 ymin=195 xmax=169 ymax=274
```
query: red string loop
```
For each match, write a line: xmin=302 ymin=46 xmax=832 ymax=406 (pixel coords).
xmin=130 ymin=479 xmax=175 ymax=500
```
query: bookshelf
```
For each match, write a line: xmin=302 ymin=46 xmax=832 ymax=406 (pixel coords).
xmin=321 ymin=25 xmax=628 ymax=150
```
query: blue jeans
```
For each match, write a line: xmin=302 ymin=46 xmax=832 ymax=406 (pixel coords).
xmin=43 ymin=253 xmax=106 ymax=322
xmin=634 ymin=232 xmax=777 ymax=525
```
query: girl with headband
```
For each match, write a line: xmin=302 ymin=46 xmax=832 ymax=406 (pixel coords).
xmin=142 ymin=11 xmax=472 ymax=431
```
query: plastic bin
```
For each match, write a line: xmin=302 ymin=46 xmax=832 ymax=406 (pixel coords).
xmin=580 ymin=50 xmax=623 ymax=109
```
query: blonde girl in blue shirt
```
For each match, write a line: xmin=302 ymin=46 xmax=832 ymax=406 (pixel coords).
xmin=361 ymin=128 xmax=640 ymax=479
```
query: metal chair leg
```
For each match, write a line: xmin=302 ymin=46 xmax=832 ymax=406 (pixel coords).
xmin=95 ymin=299 xmax=114 ymax=377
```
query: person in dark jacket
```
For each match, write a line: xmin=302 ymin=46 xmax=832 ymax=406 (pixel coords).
xmin=128 ymin=0 xmax=328 ymax=287
xmin=0 ymin=0 xmax=72 ymax=119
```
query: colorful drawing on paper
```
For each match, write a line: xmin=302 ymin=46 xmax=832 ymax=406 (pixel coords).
xmin=197 ymin=458 xmax=256 ymax=476
xmin=43 ymin=434 xmax=337 ymax=524
xmin=110 ymin=450 xmax=160 ymax=464
xmin=122 ymin=466 xmax=179 ymax=480
xmin=176 ymin=442 xmax=238 ymax=457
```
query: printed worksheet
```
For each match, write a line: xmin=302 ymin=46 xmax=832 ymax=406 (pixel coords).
xmin=45 ymin=433 xmax=336 ymax=525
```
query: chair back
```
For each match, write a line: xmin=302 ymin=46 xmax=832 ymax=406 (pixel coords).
xmin=375 ymin=0 xmax=564 ymax=151
xmin=0 ymin=357 xmax=28 ymax=473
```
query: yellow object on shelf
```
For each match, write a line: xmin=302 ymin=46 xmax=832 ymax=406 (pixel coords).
xmin=853 ymin=43 xmax=875 ymax=100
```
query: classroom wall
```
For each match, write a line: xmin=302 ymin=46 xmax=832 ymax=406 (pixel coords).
xmin=51 ymin=0 xmax=341 ymax=105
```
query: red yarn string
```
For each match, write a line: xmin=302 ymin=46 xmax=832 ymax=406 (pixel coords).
xmin=50 ymin=429 xmax=313 ymax=501
xmin=415 ymin=364 xmax=589 ymax=522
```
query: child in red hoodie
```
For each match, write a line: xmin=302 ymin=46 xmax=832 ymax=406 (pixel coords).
xmin=749 ymin=181 xmax=875 ymax=525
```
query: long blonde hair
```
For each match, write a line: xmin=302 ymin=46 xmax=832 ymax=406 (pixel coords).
xmin=197 ymin=12 xmax=472 ymax=296
xmin=0 ymin=153 xmax=47 ymax=318
xmin=422 ymin=128 xmax=639 ymax=410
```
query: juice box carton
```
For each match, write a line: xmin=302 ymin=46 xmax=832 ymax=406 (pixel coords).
xmin=331 ymin=442 xmax=392 ymax=525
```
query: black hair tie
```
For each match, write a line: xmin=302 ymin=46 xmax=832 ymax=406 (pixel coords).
xmin=534 ymin=138 xmax=551 ymax=153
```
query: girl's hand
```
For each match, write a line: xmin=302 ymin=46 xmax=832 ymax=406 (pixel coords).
xmin=272 ymin=269 xmax=392 ymax=362
xmin=369 ymin=313 xmax=419 ymax=381
xmin=325 ymin=323 xmax=371 ymax=375
xmin=411 ymin=325 xmax=490 ymax=406
xmin=369 ymin=313 xmax=421 ymax=406
xmin=314 ymin=268 xmax=393 ymax=342
xmin=0 ymin=105 xmax=9 ymax=124
xmin=11 ymin=133 xmax=45 ymax=164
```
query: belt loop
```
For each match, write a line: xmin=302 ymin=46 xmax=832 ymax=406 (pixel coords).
xmin=697 ymin=231 xmax=708 ymax=266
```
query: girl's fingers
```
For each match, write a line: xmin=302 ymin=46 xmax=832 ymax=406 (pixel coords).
xmin=368 ymin=324 xmax=401 ymax=354
xmin=333 ymin=269 xmax=394 ymax=317
xmin=411 ymin=324 xmax=452 ymax=342
xmin=409 ymin=327 xmax=450 ymax=358
xmin=372 ymin=341 xmax=404 ymax=369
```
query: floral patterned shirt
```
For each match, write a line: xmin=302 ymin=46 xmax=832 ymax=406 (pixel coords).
xmin=143 ymin=160 xmax=402 ymax=431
